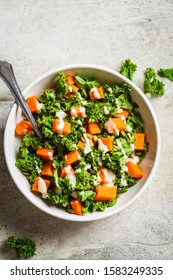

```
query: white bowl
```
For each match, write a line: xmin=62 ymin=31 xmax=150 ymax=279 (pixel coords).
xmin=4 ymin=64 xmax=161 ymax=221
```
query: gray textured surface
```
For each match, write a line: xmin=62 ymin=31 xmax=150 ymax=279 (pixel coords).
xmin=0 ymin=0 xmax=173 ymax=260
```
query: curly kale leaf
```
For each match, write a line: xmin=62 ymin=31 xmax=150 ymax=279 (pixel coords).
xmin=47 ymin=191 xmax=70 ymax=207
xmin=158 ymin=67 xmax=173 ymax=82
xmin=82 ymin=198 xmax=117 ymax=214
xmin=56 ymin=72 xmax=69 ymax=98
xmin=126 ymin=111 xmax=144 ymax=133
xmin=15 ymin=145 xmax=43 ymax=183
xmin=7 ymin=236 xmax=36 ymax=257
xmin=120 ymin=59 xmax=137 ymax=80
xmin=144 ymin=68 xmax=164 ymax=96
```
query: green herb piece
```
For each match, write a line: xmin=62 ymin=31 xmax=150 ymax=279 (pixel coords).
xmin=82 ymin=198 xmax=117 ymax=214
xmin=126 ymin=112 xmax=144 ymax=133
xmin=56 ymin=72 xmax=69 ymax=98
xmin=144 ymin=67 xmax=164 ymax=96
xmin=77 ymin=190 xmax=95 ymax=202
xmin=7 ymin=236 xmax=36 ymax=257
xmin=47 ymin=191 xmax=70 ymax=207
xmin=158 ymin=67 xmax=173 ymax=82
xmin=15 ymin=145 xmax=43 ymax=184
xmin=120 ymin=59 xmax=137 ymax=80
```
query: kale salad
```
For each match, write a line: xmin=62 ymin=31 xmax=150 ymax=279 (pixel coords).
xmin=15 ymin=72 xmax=148 ymax=215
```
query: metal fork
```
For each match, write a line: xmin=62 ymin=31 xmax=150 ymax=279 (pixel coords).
xmin=0 ymin=61 xmax=42 ymax=139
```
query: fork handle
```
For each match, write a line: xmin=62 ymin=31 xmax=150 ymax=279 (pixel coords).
xmin=0 ymin=61 xmax=42 ymax=139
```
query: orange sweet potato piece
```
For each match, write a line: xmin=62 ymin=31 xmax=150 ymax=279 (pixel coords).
xmin=64 ymin=150 xmax=80 ymax=165
xmin=41 ymin=161 xmax=54 ymax=177
xmin=98 ymin=87 xmax=104 ymax=98
xmin=70 ymin=106 xmax=85 ymax=117
xmin=89 ymin=86 xmax=104 ymax=100
xmin=26 ymin=96 xmax=39 ymax=113
xmin=52 ymin=119 xmax=71 ymax=135
xmin=112 ymin=118 xmax=126 ymax=131
xmin=95 ymin=185 xmax=117 ymax=201
xmin=99 ymin=167 xmax=115 ymax=184
xmin=126 ymin=161 xmax=144 ymax=178
xmin=15 ymin=120 xmax=33 ymax=135
xmin=66 ymin=92 xmax=75 ymax=99
xmin=115 ymin=109 xmax=129 ymax=119
xmin=61 ymin=122 xmax=71 ymax=135
xmin=66 ymin=75 xmax=75 ymax=86
xmin=133 ymin=133 xmax=145 ymax=150
xmin=36 ymin=148 xmax=54 ymax=161
xmin=71 ymin=85 xmax=79 ymax=93
xmin=32 ymin=177 xmax=51 ymax=192
xmin=99 ymin=137 xmax=113 ymax=151
xmin=71 ymin=199 xmax=82 ymax=215
xmin=59 ymin=166 xmax=74 ymax=178
xmin=87 ymin=122 xmax=101 ymax=134
xmin=99 ymin=171 xmax=105 ymax=184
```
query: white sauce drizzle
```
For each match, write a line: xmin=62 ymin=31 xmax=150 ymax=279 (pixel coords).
xmin=98 ymin=167 xmax=115 ymax=183
xmin=98 ymin=139 xmax=109 ymax=152
xmin=126 ymin=125 xmax=132 ymax=132
xmin=67 ymin=173 xmax=76 ymax=187
xmin=47 ymin=151 xmax=53 ymax=161
xmin=90 ymin=87 xmax=100 ymax=99
xmin=79 ymin=107 xmax=86 ymax=117
xmin=130 ymin=143 xmax=135 ymax=151
xmin=104 ymin=118 xmax=116 ymax=134
xmin=38 ymin=177 xmax=47 ymax=194
xmin=104 ymin=106 xmax=109 ymax=115
xmin=97 ymin=157 xmax=102 ymax=166
xmin=108 ymin=87 xmax=113 ymax=93
xmin=83 ymin=133 xmax=92 ymax=154
xmin=36 ymin=101 xmax=44 ymax=111
xmin=56 ymin=110 xmax=66 ymax=119
xmin=116 ymin=139 xmax=128 ymax=159
xmin=68 ymin=86 xmax=73 ymax=92
xmin=120 ymin=175 xmax=127 ymax=186
xmin=56 ymin=119 xmax=64 ymax=131
xmin=126 ymin=155 xmax=139 ymax=165
xmin=77 ymin=120 xmax=83 ymax=126
xmin=71 ymin=107 xmax=77 ymax=117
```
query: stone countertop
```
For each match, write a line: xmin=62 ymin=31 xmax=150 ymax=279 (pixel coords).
xmin=0 ymin=0 xmax=173 ymax=260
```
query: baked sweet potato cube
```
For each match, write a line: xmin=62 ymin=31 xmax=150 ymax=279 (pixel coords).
xmin=66 ymin=75 xmax=75 ymax=86
xmin=99 ymin=137 xmax=113 ymax=151
xmin=32 ymin=177 xmax=51 ymax=192
xmin=95 ymin=185 xmax=117 ymax=201
xmin=64 ymin=150 xmax=81 ymax=165
xmin=112 ymin=118 xmax=126 ymax=131
xmin=126 ymin=161 xmax=144 ymax=179
xmin=59 ymin=166 xmax=74 ymax=178
xmin=66 ymin=92 xmax=75 ymax=99
xmin=71 ymin=199 xmax=82 ymax=215
xmin=115 ymin=109 xmax=129 ymax=119
xmin=89 ymin=86 xmax=104 ymax=100
xmin=52 ymin=119 xmax=71 ymax=135
xmin=41 ymin=161 xmax=54 ymax=177
xmin=87 ymin=122 xmax=101 ymax=134
xmin=26 ymin=96 xmax=39 ymax=113
xmin=133 ymin=133 xmax=145 ymax=150
xmin=70 ymin=106 xmax=86 ymax=118
xmin=15 ymin=120 xmax=33 ymax=135
xmin=36 ymin=148 xmax=54 ymax=161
